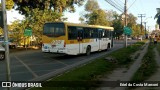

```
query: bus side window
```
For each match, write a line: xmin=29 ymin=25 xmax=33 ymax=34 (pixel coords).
xmin=68 ymin=26 xmax=77 ymax=40
xmin=108 ymin=30 xmax=112 ymax=39
xmin=102 ymin=29 xmax=105 ymax=38
xmin=84 ymin=28 xmax=91 ymax=39
xmin=77 ymin=27 xmax=83 ymax=41
xmin=98 ymin=29 xmax=103 ymax=38
xmin=104 ymin=30 xmax=108 ymax=38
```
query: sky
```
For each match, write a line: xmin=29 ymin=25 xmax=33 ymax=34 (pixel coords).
xmin=7 ymin=0 xmax=160 ymax=31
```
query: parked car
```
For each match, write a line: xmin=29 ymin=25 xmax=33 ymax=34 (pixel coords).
xmin=127 ymin=37 xmax=132 ymax=40
xmin=0 ymin=36 xmax=17 ymax=49
xmin=9 ymin=42 xmax=17 ymax=49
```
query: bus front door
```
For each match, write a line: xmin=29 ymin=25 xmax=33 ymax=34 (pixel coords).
xmin=77 ymin=28 xmax=83 ymax=54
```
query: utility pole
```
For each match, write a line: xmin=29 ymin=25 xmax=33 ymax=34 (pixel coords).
xmin=124 ymin=0 xmax=128 ymax=47
xmin=138 ymin=14 xmax=145 ymax=32
xmin=143 ymin=22 xmax=147 ymax=39
xmin=1 ymin=0 xmax=11 ymax=89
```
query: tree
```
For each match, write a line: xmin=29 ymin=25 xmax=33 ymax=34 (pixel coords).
xmin=127 ymin=13 xmax=137 ymax=27
xmin=79 ymin=0 xmax=99 ymax=23
xmin=85 ymin=0 xmax=99 ymax=12
xmin=154 ymin=8 xmax=160 ymax=29
xmin=88 ymin=9 xmax=109 ymax=26
xmin=20 ymin=8 xmax=61 ymax=45
xmin=131 ymin=24 xmax=141 ymax=37
xmin=112 ymin=17 xmax=123 ymax=39
xmin=8 ymin=20 xmax=25 ymax=45
xmin=81 ymin=0 xmax=109 ymax=26
xmin=106 ymin=10 xmax=119 ymax=26
xmin=79 ymin=17 xmax=85 ymax=23
xmin=0 ymin=0 xmax=14 ymax=10
xmin=13 ymin=0 xmax=85 ymax=16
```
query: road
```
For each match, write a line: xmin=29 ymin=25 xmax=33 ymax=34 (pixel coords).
xmin=0 ymin=40 xmax=136 ymax=82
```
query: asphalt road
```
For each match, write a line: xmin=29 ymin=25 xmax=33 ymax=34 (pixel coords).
xmin=0 ymin=40 xmax=137 ymax=82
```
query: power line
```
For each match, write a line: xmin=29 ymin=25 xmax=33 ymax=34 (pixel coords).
xmin=106 ymin=0 xmax=123 ymax=11
xmin=113 ymin=0 xmax=124 ymax=8
xmin=105 ymin=0 xmax=124 ymax=12
xmin=127 ymin=0 xmax=137 ymax=10
xmin=119 ymin=0 xmax=124 ymax=4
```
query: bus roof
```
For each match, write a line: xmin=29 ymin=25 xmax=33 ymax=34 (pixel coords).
xmin=45 ymin=22 xmax=114 ymax=31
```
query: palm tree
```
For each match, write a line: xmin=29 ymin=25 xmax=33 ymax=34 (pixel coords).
xmin=154 ymin=8 xmax=160 ymax=29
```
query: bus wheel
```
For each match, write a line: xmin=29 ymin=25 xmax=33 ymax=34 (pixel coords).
xmin=106 ymin=43 xmax=110 ymax=51
xmin=0 ymin=52 xmax=5 ymax=60
xmin=86 ymin=46 xmax=91 ymax=56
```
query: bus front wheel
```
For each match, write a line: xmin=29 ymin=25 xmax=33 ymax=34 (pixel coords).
xmin=86 ymin=46 xmax=91 ymax=56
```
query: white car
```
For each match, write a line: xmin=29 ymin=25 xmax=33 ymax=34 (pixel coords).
xmin=0 ymin=45 xmax=5 ymax=60
xmin=127 ymin=38 xmax=132 ymax=40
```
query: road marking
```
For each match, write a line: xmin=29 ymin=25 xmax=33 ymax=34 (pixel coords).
xmin=43 ymin=56 xmax=68 ymax=66
xmin=14 ymin=55 xmax=38 ymax=78
xmin=52 ymin=58 xmax=69 ymax=66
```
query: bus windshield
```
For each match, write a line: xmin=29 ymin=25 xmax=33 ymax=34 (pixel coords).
xmin=43 ymin=23 xmax=65 ymax=37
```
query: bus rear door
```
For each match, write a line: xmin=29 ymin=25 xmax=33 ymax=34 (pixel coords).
xmin=98 ymin=29 xmax=103 ymax=50
xmin=77 ymin=27 xmax=83 ymax=54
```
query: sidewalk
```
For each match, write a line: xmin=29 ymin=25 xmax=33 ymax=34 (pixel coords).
xmin=96 ymin=42 xmax=149 ymax=90
xmin=133 ymin=47 xmax=160 ymax=90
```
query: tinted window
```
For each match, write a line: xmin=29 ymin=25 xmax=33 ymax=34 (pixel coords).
xmin=91 ymin=28 xmax=98 ymax=38
xmin=43 ymin=23 xmax=65 ymax=37
xmin=98 ymin=29 xmax=103 ymax=38
xmin=103 ymin=30 xmax=109 ymax=38
xmin=68 ymin=26 xmax=77 ymax=40
xmin=84 ymin=28 xmax=91 ymax=38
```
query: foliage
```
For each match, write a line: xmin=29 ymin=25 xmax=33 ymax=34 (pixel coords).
xmin=112 ymin=18 xmax=123 ymax=38
xmin=157 ymin=16 xmax=160 ymax=28
xmin=0 ymin=28 xmax=3 ymax=35
xmin=6 ymin=0 xmax=85 ymax=45
xmin=8 ymin=20 xmax=27 ymax=45
xmin=157 ymin=42 xmax=160 ymax=55
xmin=30 ymin=41 xmax=145 ymax=90
xmin=85 ymin=0 xmax=99 ymax=12
xmin=87 ymin=9 xmax=109 ymax=26
xmin=8 ymin=8 xmax=61 ymax=45
xmin=131 ymin=44 xmax=157 ymax=82
xmin=13 ymin=0 xmax=85 ymax=16
xmin=154 ymin=8 xmax=160 ymax=29
xmin=0 ymin=0 xmax=14 ymax=10
xmin=109 ymin=42 xmax=145 ymax=65
xmin=106 ymin=10 xmax=119 ymax=22
xmin=127 ymin=13 xmax=137 ymax=27
xmin=30 ymin=58 xmax=116 ymax=90
xmin=28 ymin=9 xmax=61 ymax=42
xmin=80 ymin=0 xmax=110 ymax=26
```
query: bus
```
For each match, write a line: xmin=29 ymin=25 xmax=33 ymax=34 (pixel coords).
xmin=42 ymin=22 xmax=114 ymax=55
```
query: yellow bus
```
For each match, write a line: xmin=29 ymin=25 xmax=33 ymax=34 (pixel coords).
xmin=42 ymin=22 xmax=114 ymax=55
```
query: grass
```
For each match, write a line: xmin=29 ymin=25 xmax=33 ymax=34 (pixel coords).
xmin=134 ymin=53 xmax=140 ymax=59
xmin=30 ymin=41 xmax=145 ymax=90
xmin=157 ymin=42 xmax=160 ymax=54
xmin=131 ymin=43 xmax=158 ymax=83
xmin=108 ymin=42 xmax=145 ymax=66
xmin=31 ymin=59 xmax=116 ymax=90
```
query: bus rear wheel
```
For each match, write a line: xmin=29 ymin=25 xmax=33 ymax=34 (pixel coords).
xmin=86 ymin=46 xmax=91 ymax=56
xmin=0 ymin=52 xmax=5 ymax=60
xmin=106 ymin=43 xmax=110 ymax=51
